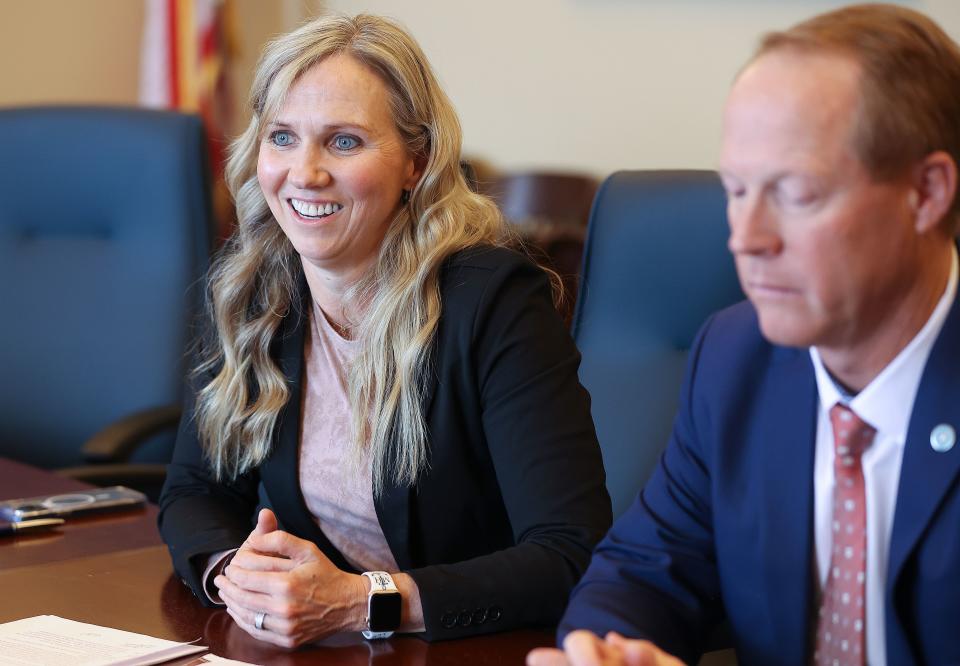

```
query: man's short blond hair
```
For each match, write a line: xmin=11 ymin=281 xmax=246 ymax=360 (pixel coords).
xmin=754 ymin=3 xmax=960 ymax=226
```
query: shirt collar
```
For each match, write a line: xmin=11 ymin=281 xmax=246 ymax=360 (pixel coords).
xmin=810 ymin=246 xmax=958 ymax=441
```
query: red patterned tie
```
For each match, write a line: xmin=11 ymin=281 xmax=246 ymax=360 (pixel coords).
xmin=813 ymin=403 xmax=875 ymax=666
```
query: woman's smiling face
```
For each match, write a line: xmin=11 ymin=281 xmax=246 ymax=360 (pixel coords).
xmin=257 ymin=54 xmax=421 ymax=278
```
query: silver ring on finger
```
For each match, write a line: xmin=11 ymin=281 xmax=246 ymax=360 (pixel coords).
xmin=254 ymin=610 xmax=267 ymax=631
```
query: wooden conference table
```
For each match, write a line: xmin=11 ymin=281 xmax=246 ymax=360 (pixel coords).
xmin=0 ymin=457 xmax=553 ymax=665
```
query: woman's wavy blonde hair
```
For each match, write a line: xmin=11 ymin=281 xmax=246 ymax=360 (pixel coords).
xmin=195 ymin=13 xmax=510 ymax=493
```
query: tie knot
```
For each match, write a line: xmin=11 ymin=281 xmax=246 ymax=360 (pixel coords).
xmin=829 ymin=403 xmax=875 ymax=461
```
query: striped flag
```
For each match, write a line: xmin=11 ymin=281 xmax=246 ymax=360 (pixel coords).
xmin=140 ymin=0 xmax=238 ymax=238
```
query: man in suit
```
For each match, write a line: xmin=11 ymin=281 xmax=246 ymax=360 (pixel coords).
xmin=529 ymin=4 xmax=960 ymax=665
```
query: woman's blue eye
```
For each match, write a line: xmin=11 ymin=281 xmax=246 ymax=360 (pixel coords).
xmin=270 ymin=130 xmax=293 ymax=146
xmin=334 ymin=135 xmax=359 ymax=150
xmin=271 ymin=131 xmax=293 ymax=146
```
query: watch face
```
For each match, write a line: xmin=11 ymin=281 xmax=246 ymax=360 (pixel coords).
xmin=368 ymin=590 xmax=402 ymax=632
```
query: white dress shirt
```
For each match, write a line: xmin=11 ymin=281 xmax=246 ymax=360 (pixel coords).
xmin=810 ymin=248 xmax=957 ymax=666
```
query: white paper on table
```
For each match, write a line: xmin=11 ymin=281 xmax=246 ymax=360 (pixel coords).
xmin=0 ymin=615 xmax=206 ymax=666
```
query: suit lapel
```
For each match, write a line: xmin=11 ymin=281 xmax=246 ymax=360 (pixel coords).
xmin=760 ymin=346 xmax=818 ymax=663
xmin=887 ymin=291 xmax=960 ymax=595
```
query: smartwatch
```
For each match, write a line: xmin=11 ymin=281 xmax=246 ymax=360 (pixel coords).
xmin=361 ymin=571 xmax=402 ymax=639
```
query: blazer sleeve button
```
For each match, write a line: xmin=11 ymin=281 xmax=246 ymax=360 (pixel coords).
xmin=441 ymin=611 xmax=457 ymax=629
xmin=488 ymin=606 xmax=502 ymax=622
xmin=457 ymin=611 xmax=472 ymax=627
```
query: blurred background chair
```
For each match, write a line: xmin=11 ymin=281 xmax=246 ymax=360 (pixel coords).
xmin=0 ymin=107 xmax=213 ymax=501
xmin=486 ymin=171 xmax=598 ymax=325
xmin=573 ymin=170 xmax=744 ymax=518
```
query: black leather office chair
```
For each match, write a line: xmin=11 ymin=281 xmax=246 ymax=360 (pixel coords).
xmin=573 ymin=170 xmax=745 ymax=518
xmin=0 ymin=107 xmax=213 ymax=499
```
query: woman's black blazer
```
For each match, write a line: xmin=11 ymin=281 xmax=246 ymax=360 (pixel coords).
xmin=158 ymin=246 xmax=612 ymax=641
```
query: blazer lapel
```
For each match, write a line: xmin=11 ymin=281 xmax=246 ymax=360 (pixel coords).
xmin=373 ymin=325 xmax=443 ymax=571
xmin=759 ymin=346 xmax=818 ymax=663
xmin=887 ymin=291 xmax=960 ymax=603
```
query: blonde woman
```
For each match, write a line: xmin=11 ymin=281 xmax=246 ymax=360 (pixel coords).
xmin=159 ymin=14 xmax=610 ymax=648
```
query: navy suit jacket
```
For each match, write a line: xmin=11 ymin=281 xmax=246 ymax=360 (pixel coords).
xmin=559 ymin=298 xmax=960 ymax=665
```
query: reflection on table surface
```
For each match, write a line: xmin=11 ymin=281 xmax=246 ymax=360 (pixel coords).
xmin=0 ymin=458 xmax=554 ymax=664
xmin=0 ymin=457 xmax=162 ymax=570
xmin=0 ymin=546 xmax=552 ymax=665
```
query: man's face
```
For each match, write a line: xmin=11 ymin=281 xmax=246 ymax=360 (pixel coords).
xmin=719 ymin=49 xmax=923 ymax=355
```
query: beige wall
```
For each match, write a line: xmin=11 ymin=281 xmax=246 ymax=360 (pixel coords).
xmin=322 ymin=0 xmax=960 ymax=176
xmin=0 ymin=0 xmax=145 ymax=107
xmin=0 ymin=0 xmax=315 ymax=134
xmin=4 ymin=1 xmax=960 ymax=177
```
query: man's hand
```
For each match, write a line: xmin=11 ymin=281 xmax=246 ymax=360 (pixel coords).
xmin=527 ymin=630 xmax=685 ymax=666
xmin=214 ymin=509 xmax=367 ymax=648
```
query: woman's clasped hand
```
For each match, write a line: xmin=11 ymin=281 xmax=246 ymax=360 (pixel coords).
xmin=215 ymin=509 xmax=368 ymax=648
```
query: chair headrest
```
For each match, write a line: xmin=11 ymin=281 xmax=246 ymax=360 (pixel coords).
xmin=573 ymin=170 xmax=744 ymax=350
xmin=0 ymin=106 xmax=211 ymax=243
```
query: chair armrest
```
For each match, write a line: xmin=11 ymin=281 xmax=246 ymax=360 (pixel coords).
xmin=81 ymin=405 xmax=182 ymax=463
xmin=57 ymin=463 xmax=168 ymax=489
xmin=57 ymin=463 xmax=169 ymax=502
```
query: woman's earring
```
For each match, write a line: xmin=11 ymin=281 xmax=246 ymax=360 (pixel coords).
xmin=401 ymin=189 xmax=411 ymax=205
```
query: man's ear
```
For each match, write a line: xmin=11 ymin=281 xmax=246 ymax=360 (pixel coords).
xmin=912 ymin=150 xmax=957 ymax=235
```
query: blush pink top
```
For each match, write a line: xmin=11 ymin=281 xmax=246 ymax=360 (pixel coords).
xmin=201 ymin=302 xmax=399 ymax=603
xmin=297 ymin=302 xmax=399 ymax=573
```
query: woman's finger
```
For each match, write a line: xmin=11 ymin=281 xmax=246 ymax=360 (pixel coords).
xmin=228 ymin=549 xmax=296 ymax=573
xmin=225 ymin=602 xmax=295 ymax=637
xmin=246 ymin=530 xmax=318 ymax=561
xmin=253 ymin=508 xmax=278 ymax=535
xmin=215 ymin=573 xmax=279 ymax=614
xmin=222 ymin=567 xmax=298 ymax=597
xmin=225 ymin=606 xmax=298 ymax=649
